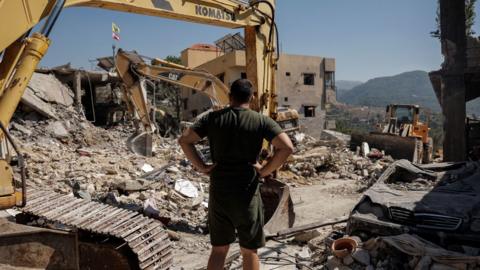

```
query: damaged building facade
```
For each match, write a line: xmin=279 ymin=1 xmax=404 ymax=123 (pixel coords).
xmin=180 ymin=34 xmax=336 ymax=138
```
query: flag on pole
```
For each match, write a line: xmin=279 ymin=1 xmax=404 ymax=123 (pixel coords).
xmin=112 ymin=32 xmax=120 ymax=41
xmin=112 ymin=22 xmax=120 ymax=41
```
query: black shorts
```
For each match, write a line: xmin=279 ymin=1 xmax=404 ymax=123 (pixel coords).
xmin=208 ymin=168 xmax=265 ymax=250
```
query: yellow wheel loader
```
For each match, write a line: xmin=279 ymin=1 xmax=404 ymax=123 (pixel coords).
xmin=350 ymin=104 xmax=433 ymax=164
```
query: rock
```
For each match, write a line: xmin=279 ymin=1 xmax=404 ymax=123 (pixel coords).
xmin=48 ymin=121 xmax=69 ymax=138
xmin=414 ymin=256 xmax=431 ymax=270
xmin=167 ymin=166 xmax=181 ymax=173
xmin=167 ymin=230 xmax=181 ymax=241
xmin=11 ymin=123 xmax=32 ymax=136
xmin=352 ymin=248 xmax=370 ymax=266
xmin=117 ymin=179 xmax=148 ymax=192
xmin=294 ymin=229 xmax=321 ymax=243
xmin=326 ymin=255 xmax=351 ymax=270
xmin=342 ymin=255 xmax=354 ymax=266
xmin=74 ymin=190 xmax=91 ymax=201
xmin=103 ymin=165 xmax=118 ymax=175
xmin=324 ymin=171 xmax=340 ymax=179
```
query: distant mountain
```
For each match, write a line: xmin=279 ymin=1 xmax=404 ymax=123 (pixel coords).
xmin=336 ymin=80 xmax=363 ymax=99
xmin=338 ymin=70 xmax=480 ymax=115
xmin=338 ymin=71 xmax=441 ymax=111
xmin=337 ymin=80 xmax=363 ymax=91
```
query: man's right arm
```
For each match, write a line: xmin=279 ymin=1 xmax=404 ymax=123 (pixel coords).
xmin=258 ymin=132 xmax=294 ymax=178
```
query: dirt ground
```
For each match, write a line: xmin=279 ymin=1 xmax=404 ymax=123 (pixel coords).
xmin=172 ymin=178 xmax=362 ymax=269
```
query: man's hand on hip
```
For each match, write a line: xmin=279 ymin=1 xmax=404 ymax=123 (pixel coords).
xmin=197 ymin=163 xmax=216 ymax=175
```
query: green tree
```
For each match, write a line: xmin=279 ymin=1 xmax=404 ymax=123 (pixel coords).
xmin=164 ymin=55 xmax=182 ymax=65
xmin=431 ymin=0 xmax=477 ymax=38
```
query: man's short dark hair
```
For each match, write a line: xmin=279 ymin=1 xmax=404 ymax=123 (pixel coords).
xmin=230 ymin=79 xmax=253 ymax=103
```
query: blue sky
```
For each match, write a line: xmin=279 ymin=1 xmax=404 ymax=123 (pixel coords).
xmin=38 ymin=0 xmax=480 ymax=81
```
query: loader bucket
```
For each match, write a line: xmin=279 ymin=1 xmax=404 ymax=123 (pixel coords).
xmin=260 ymin=178 xmax=295 ymax=237
xmin=126 ymin=131 xmax=153 ymax=157
xmin=350 ymin=132 xmax=422 ymax=163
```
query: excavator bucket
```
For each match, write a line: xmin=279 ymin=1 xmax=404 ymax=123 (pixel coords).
xmin=350 ymin=132 xmax=423 ymax=163
xmin=126 ymin=131 xmax=153 ymax=156
xmin=260 ymin=178 xmax=295 ymax=236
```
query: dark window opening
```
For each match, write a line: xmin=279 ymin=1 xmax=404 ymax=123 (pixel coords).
xmin=303 ymin=73 xmax=315 ymax=85
xmin=191 ymin=110 xmax=198 ymax=118
xmin=217 ymin=73 xmax=225 ymax=83
xmin=304 ymin=106 xmax=316 ymax=117
xmin=241 ymin=72 xmax=247 ymax=79
xmin=183 ymin=98 xmax=188 ymax=110
xmin=286 ymin=72 xmax=291 ymax=76
xmin=325 ymin=71 xmax=335 ymax=88
xmin=191 ymin=89 xmax=196 ymax=95
xmin=284 ymin=97 xmax=289 ymax=102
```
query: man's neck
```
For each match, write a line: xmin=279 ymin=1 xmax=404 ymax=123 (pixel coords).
xmin=230 ymin=102 xmax=250 ymax=109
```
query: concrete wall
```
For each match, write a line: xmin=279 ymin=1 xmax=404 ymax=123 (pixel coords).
xmin=179 ymin=50 xmax=337 ymax=138
xmin=180 ymin=48 xmax=223 ymax=68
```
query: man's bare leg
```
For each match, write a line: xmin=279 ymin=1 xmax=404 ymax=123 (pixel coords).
xmin=240 ymin=247 xmax=260 ymax=270
xmin=207 ymin=245 xmax=230 ymax=270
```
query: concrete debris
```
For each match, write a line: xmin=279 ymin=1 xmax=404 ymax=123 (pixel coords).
xmin=141 ymin=163 xmax=155 ymax=173
xmin=20 ymin=72 xmax=74 ymax=119
xmin=282 ymin=132 xmax=393 ymax=187
xmin=174 ymin=179 xmax=199 ymax=198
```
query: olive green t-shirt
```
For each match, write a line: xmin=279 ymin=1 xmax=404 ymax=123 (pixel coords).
xmin=191 ymin=107 xmax=282 ymax=166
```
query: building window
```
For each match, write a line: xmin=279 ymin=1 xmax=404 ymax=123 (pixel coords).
xmin=217 ymin=73 xmax=225 ymax=83
xmin=325 ymin=71 xmax=335 ymax=88
xmin=284 ymin=97 xmax=289 ymax=102
xmin=183 ymin=98 xmax=188 ymax=110
xmin=286 ymin=72 xmax=291 ymax=76
xmin=241 ymin=72 xmax=247 ymax=79
xmin=304 ymin=106 xmax=316 ymax=117
xmin=191 ymin=110 xmax=198 ymax=118
xmin=303 ymin=73 xmax=315 ymax=85
xmin=191 ymin=89 xmax=196 ymax=95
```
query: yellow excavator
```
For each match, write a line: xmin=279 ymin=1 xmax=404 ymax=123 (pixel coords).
xmin=0 ymin=1 xmax=294 ymax=268
xmin=115 ymin=50 xmax=299 ymax=156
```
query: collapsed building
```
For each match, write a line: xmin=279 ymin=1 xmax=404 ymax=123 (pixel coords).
xmin=180 ymin=33 xmax=337 ymax=138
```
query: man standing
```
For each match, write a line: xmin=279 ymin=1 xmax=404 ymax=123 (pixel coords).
xmin=178 ymin=79 xmax=294 ymax=270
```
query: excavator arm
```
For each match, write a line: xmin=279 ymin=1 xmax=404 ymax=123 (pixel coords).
xmin=0 ymin=0 xmax=276 ymax=208
xmin=115 ymin=50 xmax=230 ymax=156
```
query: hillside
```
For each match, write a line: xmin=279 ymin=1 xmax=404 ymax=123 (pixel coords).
xmin=338 ymin=71 xmax=441 ymax=111
xmin=336 ymin=80 xmax=363 ymax=99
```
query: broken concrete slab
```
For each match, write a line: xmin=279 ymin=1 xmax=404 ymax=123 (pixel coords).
xmin=28 ymin=73 xmax=74 ymax=106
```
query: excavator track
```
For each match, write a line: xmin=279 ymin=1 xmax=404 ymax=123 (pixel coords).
xmin=20 ymin=188 xmax=173 ymax=270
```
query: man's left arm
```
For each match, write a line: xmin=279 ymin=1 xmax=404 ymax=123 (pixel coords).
xmin=178 ymin=128 xmax=215 ymax=174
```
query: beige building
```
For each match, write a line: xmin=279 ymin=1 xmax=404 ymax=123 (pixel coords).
xmin=179 ymin=43 xmax=336 ymax=137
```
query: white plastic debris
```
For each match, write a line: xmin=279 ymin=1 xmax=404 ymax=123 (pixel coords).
xmin=141 ymin=163 xmax=154 ymax=173
xmin=294 ymin=133 xmax=306 ymax=143
xmin=174 ymin=179 xmax=199 ymax=198
xmin=361 ymin=142 xmax=370 ymax=158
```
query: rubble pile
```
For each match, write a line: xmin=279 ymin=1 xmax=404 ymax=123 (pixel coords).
xmin=307 ymin=233 xmax=480 ymax=270
xmin=10 ymin=103 xmax=211 ymax=232
xmin=283 ymin=133 xmax=394 ymax=188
